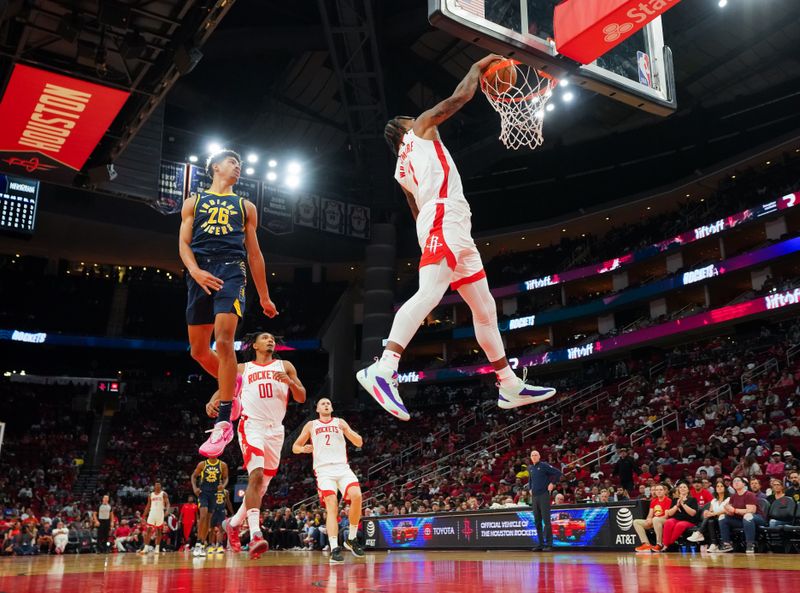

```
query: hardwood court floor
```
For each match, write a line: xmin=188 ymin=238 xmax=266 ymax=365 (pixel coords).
xmin=0 ymin=549 xmax=798 ymax=593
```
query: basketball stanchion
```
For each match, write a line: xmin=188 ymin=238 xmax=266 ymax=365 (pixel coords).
xmin=480 ymin=59 xmax=558 ymax=151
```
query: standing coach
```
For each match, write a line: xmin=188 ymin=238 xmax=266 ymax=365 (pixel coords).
xmin=528 ymin=449 xmax=562 ymax=551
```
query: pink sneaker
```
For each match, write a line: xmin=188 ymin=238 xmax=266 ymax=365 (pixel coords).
xmin=248 ymin=535 xmax=268 ymax=560
xmin=199 ymin=421 xmax=233 ymax=457
xmin=223 ymin=518 xmax=242 ymax=553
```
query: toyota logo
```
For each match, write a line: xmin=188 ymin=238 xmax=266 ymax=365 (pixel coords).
xmin=616 ymin=507 xmax=634 ymax=531
xmin=603 ymin=22 xmax=634 ymax=43
xmin=366 ymin=521 xmax=376 ymax=537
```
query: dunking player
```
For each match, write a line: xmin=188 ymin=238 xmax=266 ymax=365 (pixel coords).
xmin=190 ymin=456 xmax=228 ymax=557
xmin=292 ymin=398 xmax=365 ymax=564
xmin=209 ymin=484 xmax=233 ymax=554
xmin=357 ymin=55 xmax=556 ymax=420
xmin=139 ymin=481 xmax=169 ymax=554
xmin=179 ymin=149 xmax=278 ymax=457
xmin=208 ymin=332 xmax=306 ymax=559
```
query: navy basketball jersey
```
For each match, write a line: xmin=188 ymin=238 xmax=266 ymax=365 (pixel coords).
xmin=200 ymin=459 xmax=222 ymax=492
xmin=190 ymin=192 xmax=247 ymax=258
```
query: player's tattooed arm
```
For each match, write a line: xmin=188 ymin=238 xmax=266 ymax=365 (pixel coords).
xmin=291 ymin=422 xmax=314 ymax=454
xmin=415 ymin=53 xmax=504 ymax=135
xmin=340 ymin=420 xmax=364 ymax=448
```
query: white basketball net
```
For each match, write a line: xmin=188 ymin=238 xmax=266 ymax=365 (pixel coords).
xmin=480 ymin=62 xmax=557 ymax=151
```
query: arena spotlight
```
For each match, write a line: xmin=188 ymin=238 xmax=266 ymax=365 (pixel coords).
xmin=718 ymin=0 xmax=727 ymax=7
xmin=562 ymin=92 xmax=574 ymax=103
xmin=207 ymin=142 xmax=222 ymax=154
xmin=546 ymin=103 xmax=555 ymax=112
xmin=188 ymin=155 xmax=198 ymax=163
xmin=268 ymin=159 xmax=278 ymax=168
xmin=287 ymin=161 xmax=302 ymax=175
xmin=266 ymin=171 xmax=278 ymax=182
xmin=559 ymin=79 xmax=569 ymax=87
xmin=245 ymin=167 xmax=255 ymax=176
xmin=246 ymin=153 xmax=258 ymax=164
xmin=286 ymin=176 xmax=300 ymax=189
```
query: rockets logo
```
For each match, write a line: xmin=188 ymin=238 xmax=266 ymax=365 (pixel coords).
xmin=461 ymin=519 xmax=473 ymax=541
xmin=427 ymin=235 xmax=440 ymax=254
xmin=2 ymin=156 xmax=57 ymax=172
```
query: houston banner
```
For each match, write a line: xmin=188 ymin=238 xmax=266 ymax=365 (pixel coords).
xmin=0 ymin=64 xmax=129 ymax=181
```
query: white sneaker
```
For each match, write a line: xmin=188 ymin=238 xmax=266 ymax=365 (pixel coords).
xmin=356 ymin=360 xmax=410 ymax=421
xmin=192 ymin=543 xmax=206 ymax=558
xmin=686 ymin=531 xmax=705 ymax=543
xmin=498 ymin=368 xmax=556 ymax=409
xmin=707 ymin=544 xmax=719 ymax=553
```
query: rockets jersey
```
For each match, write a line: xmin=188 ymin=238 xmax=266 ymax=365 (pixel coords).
xmin=393 ymin=129 xmax=471 ymax=218
xmin=190 ymin=192 xmax=247 ymax=259
xmin=310 ymin=417 xmax=348 ymax=471
xmin=240 ymin=359 xmax=290 ymax=425
xmin=149 ymin=491 xmax=166 ymax=514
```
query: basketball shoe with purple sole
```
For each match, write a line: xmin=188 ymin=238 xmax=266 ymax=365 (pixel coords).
xmin=356 ymin=361 xmax=410 ymax=421
xmin=497 ymin=368 xmax=556 ymax=409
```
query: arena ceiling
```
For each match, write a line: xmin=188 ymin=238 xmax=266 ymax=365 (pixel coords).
xmin=162 ymin=0 xmax=800 ymax=232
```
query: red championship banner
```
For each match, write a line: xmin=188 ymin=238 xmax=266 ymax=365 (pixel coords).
xmin=0 ymin=64 xmax=129 ymax=180
xmin=554 ymin=0 xmax=682 ymax=65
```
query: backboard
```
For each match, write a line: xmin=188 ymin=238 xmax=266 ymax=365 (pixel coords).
xmin=428 ymin=0 xmax=676 ymax=116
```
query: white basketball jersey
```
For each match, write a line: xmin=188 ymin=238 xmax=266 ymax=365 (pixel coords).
xmin=149 ymin=491 xmax=166 ymax=514
xmin=311 ymin=417 xmax=348 ymax=470
xmin=240 ymin=359 xmax=290 ymax=425
xmin=394 ymin=130 xmax=470 ymax=216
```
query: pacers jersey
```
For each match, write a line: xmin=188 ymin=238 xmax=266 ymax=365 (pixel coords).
xmin=190 ymin=192 xmax=247 ymax=258
xmin=311 ymin=417 xmax=348 ymax=471
xmin=199 ymin=459 xmax=222 ymax=492
xmin=240 ymin=360 xmax=290 ymax=425
xmin=149 ymin=491 xmax=166 ymax=514
xmin=394 ymin=130 xmax=470 ymax=218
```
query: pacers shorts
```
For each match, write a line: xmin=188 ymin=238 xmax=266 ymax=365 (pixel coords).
xmin=186 ymin=257 xmax=247 ymax=325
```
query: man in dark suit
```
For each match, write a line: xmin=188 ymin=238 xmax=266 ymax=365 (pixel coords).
xmin=528 ymin=449 xmax=562 ymax=551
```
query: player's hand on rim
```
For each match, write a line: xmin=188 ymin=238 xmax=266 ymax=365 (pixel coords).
xmin=475 ymin=53 xmax=506 ymax=72
xmin=191 ymin=269 xmax=224 ymax=295
xmin=261 ymin=297 xmax=278 ymax=318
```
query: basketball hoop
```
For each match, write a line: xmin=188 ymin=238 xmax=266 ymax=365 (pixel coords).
xmin=480 ymin=60 xmax=558 ymax=151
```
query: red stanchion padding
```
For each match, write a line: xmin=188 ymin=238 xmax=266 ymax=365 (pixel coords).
xmin=554 ymin=0 xmax=682 ymax=65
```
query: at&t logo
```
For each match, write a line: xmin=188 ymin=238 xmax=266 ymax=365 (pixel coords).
xmin=365 ymin=521 xmax=376 ymax=537
xmin=603 ymin=22 xmax=633 ymax=42
xmin=616 ymin=507 xmax=633 ymax=531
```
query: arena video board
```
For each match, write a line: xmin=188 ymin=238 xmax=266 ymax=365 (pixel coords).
xmin=0 ymin=173 xmax=39 ymax=234
xmin=364 ymin=503 xmax=644 ymax=550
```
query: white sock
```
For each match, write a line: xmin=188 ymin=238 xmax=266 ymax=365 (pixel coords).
xmin=496 ymin=365 xmax=516 ymax=387
xmin=230 ymin=502 xmax=247 ymax=528
xmin=348 ymin=527 xmax=357 ymax=541
xmin=247 ymin=508 xmax=261 ymax=538
xmin=155 ymin=545 xmax=160 ymax=552
xmin=330 ymin=534 xmax=338 ymax=549
xmin=378 ymin=350 xmax=401 ymax=372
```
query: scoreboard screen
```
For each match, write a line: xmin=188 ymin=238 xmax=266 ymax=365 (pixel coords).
xmin=0 ymin=174 xmax=39 ymax=234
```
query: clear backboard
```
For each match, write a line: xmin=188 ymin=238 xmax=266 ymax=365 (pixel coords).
xmin=428 ymin=0 xmax=677 ymax=116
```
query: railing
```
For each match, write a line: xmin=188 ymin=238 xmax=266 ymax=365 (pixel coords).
xmin=520 ymin=414 xmax=563 ymax=442
xmin=688 ymin=383 xmax=733 ymax=412
xmin=629 ymin=411 xmax=680 ymax=448
xmin=457 ymin=411 xmax=476 ymax=431
xmin=568 ymin=443 xmax=614 ymax=470
xmin=787 ymin=343 xmax=800 ymax=366
xmin=574 ymin=391 xmax=609 ymax=415
xmin=649 ymin=360 xmax=666 ymax=378
xmin=617 ymin=377 xmax=636 ymax=395
xmin=740 ymin=357 xmax=779 ymax=390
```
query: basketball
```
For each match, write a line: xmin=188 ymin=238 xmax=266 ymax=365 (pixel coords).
xmin=483 ymin=59 xmax=517 ymax=95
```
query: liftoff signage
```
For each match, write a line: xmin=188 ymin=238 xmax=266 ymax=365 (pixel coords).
xmin=554 ymin=0 xmax=683 ymax=65
xmin=0 ymin=64 xmax=129 ymax=178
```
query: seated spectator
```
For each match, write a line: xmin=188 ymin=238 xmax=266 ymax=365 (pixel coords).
xmin=749 ymin=478 xmax=768 ymax=505
xmin=786 ymin=470 xmax=800 ymax=503
xmin=687 ymin=480 xmax=729 ymax=551
xmin=689 ymin=477 xmax=713 ymax=507
xmin=765 ymin=452 xmax=786 ymax=479
xmin=766 ymin=479 xmax=796 ymax=528
xmin=113 ymin=520 xmax=133 ymax=553
xmin=633 ymin=484 xmax=671 ymax=553
xmin=718 ymin=477 xmax=767 ymax=554
xmin=662 ymin=482 xmax=700 ymax=549
xmin=52 ymin=521 xmax=69 ymax=554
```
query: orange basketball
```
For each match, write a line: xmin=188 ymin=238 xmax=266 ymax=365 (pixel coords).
xmin=483 ymin=59 xmax=518 ymax=96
